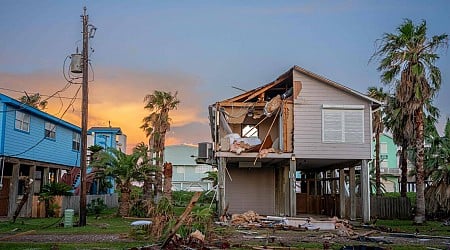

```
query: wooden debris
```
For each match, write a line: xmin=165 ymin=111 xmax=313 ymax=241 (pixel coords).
xmin=231 ymin=210 xmax=264 ymax=225
xmin=161 ymin=191 xmax=201 ymax=249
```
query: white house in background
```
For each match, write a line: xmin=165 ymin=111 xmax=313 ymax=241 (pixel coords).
xmin=165 ymin=144 xmax=214 ymax=191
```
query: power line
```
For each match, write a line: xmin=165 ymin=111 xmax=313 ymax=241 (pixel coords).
xmin=0 ymin=86 xmax=81 ymax=100
xmin=5 ymin=85 xmax=82 ymax=157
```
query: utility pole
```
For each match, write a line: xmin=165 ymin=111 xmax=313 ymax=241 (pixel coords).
xmin=79 ymin=6 xmax=89 ymax=227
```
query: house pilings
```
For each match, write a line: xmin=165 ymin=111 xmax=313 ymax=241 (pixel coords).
xmin=349 ymin=166 xmax=356 ymax=220
xmin=289 ymin=157 xmax=296 ymax=217
xmin=7 ymin=162 xmax=19 ymax=218
xmin=218 ymin=157 xmax=226 ymax=216
xmin=361 ymin=159 xmax=370 ymax=223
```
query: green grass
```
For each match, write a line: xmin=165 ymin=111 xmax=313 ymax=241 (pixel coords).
xmin=375 ymin=219 xmax=450 ymax=236
xmin=0 ymin=242 xmax=150 ymax=250
xmin=0 ymin=209 xmax=132 ymax=235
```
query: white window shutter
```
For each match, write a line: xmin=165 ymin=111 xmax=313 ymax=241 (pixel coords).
xmin=344 ymin=110 xmax=363 ymax=143
xmin=323 ymin=107 xmax=364 ymax=143
xmin=323 ymin=109 xmax=343 ymax=142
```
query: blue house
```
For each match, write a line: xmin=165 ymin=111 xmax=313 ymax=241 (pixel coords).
xmin=87 ymin=126 xmax=127 ymax=153
xmin=0 ymin=93 xmax=81 ymax=218
xmin=85 ymin=126 xmax=127 ymax=195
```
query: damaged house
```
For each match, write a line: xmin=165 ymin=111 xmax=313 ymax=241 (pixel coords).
xmin=209 ymin=66 xmax=381 ymax=222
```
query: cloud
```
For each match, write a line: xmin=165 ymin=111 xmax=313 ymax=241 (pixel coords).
xmin=0 ymin=68 xmax=212 ymax=152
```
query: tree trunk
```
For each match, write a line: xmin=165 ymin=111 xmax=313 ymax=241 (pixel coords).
xmin=400 ymin=142 xmax=408 ymax=197
xmin=161 ymin=192 xmax=202 ymax=248
xmin=414 ymin=108 xmax=426 ymax=224
xmin=163 ymin=162 xmax=173 ymax=201
xmin=142 ymin=177 xmax=154 ymax=200
xmin=375 ymin=131 xmax=381 ymax=196
xmin=154 ymin=131 xmax=166 ymax=202
xmin=118 ymin=185 xmax=131 ymax=217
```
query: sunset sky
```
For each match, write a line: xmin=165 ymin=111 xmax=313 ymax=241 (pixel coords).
xmin=1 ymin=1 xmax=450 ymax=152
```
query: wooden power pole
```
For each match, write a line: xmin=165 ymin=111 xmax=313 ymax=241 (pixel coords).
xmin=79 ymin=6 xmax=89 ymax=227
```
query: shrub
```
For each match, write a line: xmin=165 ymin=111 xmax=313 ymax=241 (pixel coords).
xmin=87 ymin=198 xmax=107 ymax=217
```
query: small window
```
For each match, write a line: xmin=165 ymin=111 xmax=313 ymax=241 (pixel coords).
xmin=380 ymin=161 xmax=388 ymax=168
xmin=242 ymin=125 xmax=258 ymax=138
xmin=45 ymin=122 xmax=56 ymax=139
xmin=380 ymin=143 xmax=388 ymax=154
xmin=176 ymin=166 xmax=185 ymax=174
xmin=195 ymin=165 xmax=210 ymax=174
xmin=15 ymin=111 xmax=30 ymax=132
xmin=72 ymin=132 xmax=81 ymax=151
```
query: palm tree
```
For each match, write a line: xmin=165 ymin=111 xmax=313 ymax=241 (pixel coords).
xmin=92 ymin=147 xmax=150 ymax=216
xmin=141 ymin=91 xmax=180 ymax=201
xmin=372 ymin=19 xmax=448 ymax=224
xmin=424 ymin=117 xmax=449 ymax=217
xmin=383 ymin=95 xmax=414 ymax=197
xmin=367 ymin=87 xmax=387 ymax=197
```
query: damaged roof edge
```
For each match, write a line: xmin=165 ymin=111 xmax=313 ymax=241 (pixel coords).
xmin=216 ymin=65 xmax=383 ymax=107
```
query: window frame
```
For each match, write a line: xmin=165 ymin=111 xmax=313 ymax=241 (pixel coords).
xmin=321 ymin=105 xmax=365 ymax=144
xmin=15 ymin=111 xmax=30 ymax=132
xmin=44 ymin=122 xmax=56 ymax=140
xmin=72 ymin=132 xmax=81 ymax=151
xmin=241 ymin=124 xmax=258 ymax=138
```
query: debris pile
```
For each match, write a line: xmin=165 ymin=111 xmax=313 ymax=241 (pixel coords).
xmin=231 ymin=210 xmax=264 ymax=225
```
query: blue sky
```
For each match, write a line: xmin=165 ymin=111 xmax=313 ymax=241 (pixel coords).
xmin=1 ymin=1 xmax=449 ymax=148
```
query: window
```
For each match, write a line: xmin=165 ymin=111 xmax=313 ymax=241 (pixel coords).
xmin=45 ymin=122 xmax=56 ymax=139
xmin=195 ymin=165 xmax=210 ymax=174
xmin=72 ymin=132 xmax=81 ymax=151
xmin=15 ymin=111 xmax=30 ymax=132
xmin=380 ymin=143 xmax=388 ymax=154
xmin=176 ymin=166 xmax=185 ymax=174
xmin=242 ymin=125 xmax=258 ymax=138
xmin=322 ymin=105 xmax=364 ymax=143
xmin=380 ymin=161 xmax=388 ymax=168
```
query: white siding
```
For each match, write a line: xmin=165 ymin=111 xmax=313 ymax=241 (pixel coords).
xmin=293 ymin=70 xmax=372 ymax=159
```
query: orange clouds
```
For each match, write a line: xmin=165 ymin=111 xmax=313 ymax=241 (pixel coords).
xmin=0 ymin=68 xmax=211 ymax=153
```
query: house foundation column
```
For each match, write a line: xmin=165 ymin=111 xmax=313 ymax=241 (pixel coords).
xmin=26 ymin=164 xmax=36 ymax=217
xmin=339 ymin=168 xmax=346 ymax=218
xmin=43 ymin=167 xmax=49 ymax=185
xmin=361 ymin=160 xmax=370 ymax=223
xmin=289 ymin=158 xmax=296 ymax=217
xmin=218 ymin=157 xmax=226 ymax=216
xmin=8 ymin=162 xmax=20 ymax=218
xmin=349 ymin=166 xmax=356 ymax=220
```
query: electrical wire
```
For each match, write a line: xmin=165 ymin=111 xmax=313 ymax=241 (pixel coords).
xmin=0 ymin=87 xmax=81 ymax=100
xmin=5 ymin=85 xmax=81 ymax=158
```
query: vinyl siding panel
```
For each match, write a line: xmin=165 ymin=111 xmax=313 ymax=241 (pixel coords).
xmin=2 ymin=105 xmax=80 ymax=166
xmin=225 ymin=167 xmax=275 ymax=215
xmin=293 ymin=71 xmax=371 ymax=159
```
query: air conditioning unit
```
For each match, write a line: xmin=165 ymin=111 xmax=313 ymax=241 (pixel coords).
xmin=198 ymin=142 xmax=212 ymax=159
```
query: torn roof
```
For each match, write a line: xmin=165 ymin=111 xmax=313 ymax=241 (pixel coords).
xmin=217 ymin=65 xmax=383 ymax=106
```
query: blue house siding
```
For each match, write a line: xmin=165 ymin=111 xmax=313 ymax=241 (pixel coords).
xmin=0 ymin=102 xmax=7 ymax=154
xmin=3 ymin=105 xmax=80 ymax=166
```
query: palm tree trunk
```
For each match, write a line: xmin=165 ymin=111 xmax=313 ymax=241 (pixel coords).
xmin=375 ymin=132 xmax=382 ymax=196
xmin=163 ymin=162 xmax=173 ymax=201
xmin=414 ymin=108 xmax=426 ymax=224
xmin=154 ymin=132 xmax=164 ymax=202
xmin=118 ymin=186 xmax=131 ymax=217
xmin=400 ymin=142 xmax=408 ymax=197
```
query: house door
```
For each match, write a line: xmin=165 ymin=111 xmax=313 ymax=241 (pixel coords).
xmin=0 ymin=178 xmax=10 ymax=216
